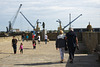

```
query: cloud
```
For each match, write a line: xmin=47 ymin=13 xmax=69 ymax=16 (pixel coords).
xmin=0 ymin=0 xmax=100 ymax=31
xmin=84 ymin=0 xmax=100 ymax=4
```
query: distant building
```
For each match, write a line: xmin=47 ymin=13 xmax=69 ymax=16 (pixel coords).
xmin=13 ymin=29 xmax=20 ymax=32
xmin=74 ymin=22 xmax=100 ymax=32
xmin=16 ymin=29 xmax=20 ymax=32
xmin=74 ymin=28 xmax=100 ymax=32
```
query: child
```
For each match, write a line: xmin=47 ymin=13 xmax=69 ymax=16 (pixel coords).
xmin=19 ymin=43 xmax=23 ymax=54
xmin=32 ymin=40 xmax=36 ymax=49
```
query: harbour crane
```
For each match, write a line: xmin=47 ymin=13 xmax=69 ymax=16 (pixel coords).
xmin=56 ymin=19 xmax=62 ymax=30
xmin=35 ymin=19 xmax=41 ymax=33
xmin=63 ymin=14 xmax=82 ymax=30
xmin=8 ymin=4 xmax=22 ymax=32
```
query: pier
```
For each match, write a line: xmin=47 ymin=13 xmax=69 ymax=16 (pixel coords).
xmin=0 ymin=40 xmax=100 ymax=67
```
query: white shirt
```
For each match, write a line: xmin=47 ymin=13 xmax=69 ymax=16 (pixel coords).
xmin=57 ymin=34 xmax=65 ymax=39
xmin=45 ymin=35 xmax=48 ymax=39
xmin=38 ymin=36 xmax=40 ymax=41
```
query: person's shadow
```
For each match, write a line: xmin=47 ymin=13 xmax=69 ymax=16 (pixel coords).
xmin=0 ymin=52 xmax=13 ymax=54
xmin=14 ymin=61 xmax=66 ymax=66
xmin=23 ymin=48 xmax=33 ymax=50
xmin=66 ymin=55 xmax=100 ymax=67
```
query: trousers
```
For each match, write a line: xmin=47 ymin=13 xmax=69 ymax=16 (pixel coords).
xmin=68 ymin=46 xmax=76 ymax=60
xmin=59 ymin=48 xmax=65 ymax=60
xmin=13 ymin=44 xmax=17 ymax=54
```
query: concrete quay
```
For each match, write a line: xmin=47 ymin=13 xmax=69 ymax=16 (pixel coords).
xmin=0 ymin=41 xmax=100 ymax=67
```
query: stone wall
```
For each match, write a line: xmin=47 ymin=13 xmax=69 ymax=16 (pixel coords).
xmin=47 ymin=33 xmax=58 ymax=40
xmin=0 ymin=35 xmax=21 ymax=42
xmin=82 ymin=32 xmax=99 ymax=53
xmin=98 ymin=33 xmax=100 ymax=44
xmin=47 ymin=32 xmax=83 ymax=41
xmin=76 ymin=32 xmax=82 ymax=41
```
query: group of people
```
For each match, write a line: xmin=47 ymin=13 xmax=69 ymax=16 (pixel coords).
xmin=12 ymin=36 xmax=24 ymax=54
xmin=56 ymin=28 xmax=79 ymax=63
xmin=22 ymin=34 xmax=29 ymax=42
xmin=12 ymin=28 xmax=78 ymax=63
xmin=12 ymin=33 xmax=48 ymax=54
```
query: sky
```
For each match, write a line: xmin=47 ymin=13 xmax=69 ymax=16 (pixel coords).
xmin=0 ymin=0 xmax=100 ymax=31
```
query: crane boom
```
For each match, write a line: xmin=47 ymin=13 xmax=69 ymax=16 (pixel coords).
xmin=63 ymin=14 xmax=82 ymax=30
xmin=20 ymin=12 xmax=35 ymax=29
xmin=8 ymin=4 xmax=22 ymax=32
xmin=12 ymin=4 xmax=22 ymax=26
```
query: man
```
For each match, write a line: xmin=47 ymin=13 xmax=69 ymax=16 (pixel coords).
xmin=12 ymin=36 xmax=17 ymax=54
xmin=56 ymin=30 xmax=66 ymax=63
xmin=22 ymin=34 xmax=25 ymax=41
xmin=66 ymin=28 xmax=78 ymax=63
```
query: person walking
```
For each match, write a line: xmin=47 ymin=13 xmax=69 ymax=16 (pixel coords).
xmin=19 ymin=43 xmax=23 ymax=54
xmin=32 ymin=33 xmax=35 ymax=41
xmin=32 ymin=40 xmax=36 ymax=49
xmin=56 ymin=30 xmax=66 ymax=63
xmin=26 ymin=34 xmax=29 ymax=41
xmin=45 ymin=34 xmax=48 ymax=44
xmin=12 ymin=36 xmax=17 ymax=54
xmin=66 ymin=28 xmax=79 ymax=63
xmin=22 ymin=34 xmax=25 ymax=41
xmin=37 ymin=34 xmax=41 ymax=44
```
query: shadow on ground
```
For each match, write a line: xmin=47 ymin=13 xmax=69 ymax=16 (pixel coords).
xmin=66 ymin=55 xmax=100 ymax=67
xmin=23 ymin=48 xmax=33 ymax=50
xmin=0 ymin=52 xmax=13 ymax=54
xmin=14 ymin=61 xmax=66 ymax=66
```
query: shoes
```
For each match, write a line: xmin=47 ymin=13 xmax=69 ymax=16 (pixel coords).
xmin=70 ymin=60 xmax=73 ymax=63
xmin=69 ymin=59 xmax=73 ymax=63
xmin=60 ymin=61 xmax=63 ymax=63
xmin=60 ymin=59 xmax=64 ymax=63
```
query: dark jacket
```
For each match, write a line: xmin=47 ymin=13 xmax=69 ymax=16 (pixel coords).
xmin=66 ymin=31 xmax=77 ymax=47
xmin=56 ymin=34 xmax=66 ymax=48
xmin=12 ymin=39 xmax=17 ymax=45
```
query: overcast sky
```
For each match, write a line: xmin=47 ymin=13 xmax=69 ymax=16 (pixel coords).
xmin=0 ymin=0 xmax=100 ymax=31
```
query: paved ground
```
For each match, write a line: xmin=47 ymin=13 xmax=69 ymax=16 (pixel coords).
xmin=0 ymin=40 xmax=100 ymax=67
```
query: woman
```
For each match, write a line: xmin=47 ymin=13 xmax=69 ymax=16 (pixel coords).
xmin=56 ymin=30 xmax=66 ymax=63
